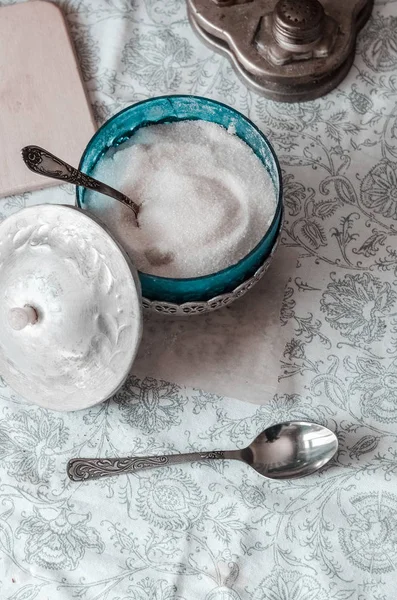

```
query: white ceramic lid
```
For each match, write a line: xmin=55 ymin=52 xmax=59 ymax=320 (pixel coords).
xmin=0 ymin=204 xmax=142 ymax=411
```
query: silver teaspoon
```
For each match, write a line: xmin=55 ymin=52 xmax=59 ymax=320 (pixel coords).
xmin=67 ymin=421 xmax=338 ymax=482
xmin=21 ymin=145 xmax=140 ymax=220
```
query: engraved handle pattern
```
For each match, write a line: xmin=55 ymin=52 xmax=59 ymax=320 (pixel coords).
xmin=67 ymin=451 xmax=227 ymax=481
xmin=21 ymin=145 xmax=139 ymax=219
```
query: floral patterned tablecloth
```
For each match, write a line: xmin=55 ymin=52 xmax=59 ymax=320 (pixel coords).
xmin=1 ymin=1 xmax=397 ymax=599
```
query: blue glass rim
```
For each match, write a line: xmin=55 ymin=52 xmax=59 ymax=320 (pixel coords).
xmin=77 ymin=94 xmax=283 ymax=283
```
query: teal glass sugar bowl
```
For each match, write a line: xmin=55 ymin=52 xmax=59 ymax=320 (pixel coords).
xmin=77 ymin=95 xmax=283 ymax=315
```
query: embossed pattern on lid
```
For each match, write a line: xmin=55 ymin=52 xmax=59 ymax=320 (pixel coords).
xmin=0 ymin=204 xmax=142 ymax=411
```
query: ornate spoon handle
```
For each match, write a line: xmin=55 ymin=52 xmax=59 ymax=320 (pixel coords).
xmin=21 ymin=145 xmax=140 ymax=219
xmin=67 ymin=450 xmax=235 ymax=482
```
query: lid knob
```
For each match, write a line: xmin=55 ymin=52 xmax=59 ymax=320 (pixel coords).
xmin=8 ymin=305 xmax=38 ymax=331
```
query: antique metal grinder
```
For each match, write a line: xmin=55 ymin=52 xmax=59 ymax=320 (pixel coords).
xmin=187 ymin=0 xmax=374 ymax=102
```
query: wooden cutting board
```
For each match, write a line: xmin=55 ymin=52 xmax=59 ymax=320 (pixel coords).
xmin=0 ymin=1 xmax=96 ymax=198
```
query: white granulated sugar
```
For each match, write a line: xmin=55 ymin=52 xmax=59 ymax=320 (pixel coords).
xmin=85 ymin=120 xmax=276 ymax=278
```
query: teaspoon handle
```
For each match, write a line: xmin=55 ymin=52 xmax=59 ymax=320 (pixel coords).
xmin=67 ymin=450 xmax=240 ymax=481
xmin=21 ymin=145 xmax=139 ymax=219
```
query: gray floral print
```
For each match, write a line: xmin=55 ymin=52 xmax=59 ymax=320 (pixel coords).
xmin=283 ymin=339 xmax=306 ymax=360
xmin=16 ymin=507 xmax=104 ymax=570
xmin=347 ymin=84 xmax=373 ymax=115
xmin=320 ymin=273 xmax=396 ymax=344
xmin=339 ymin=492 xmax=397 ymax=573
xmin=350 ymin=358 xmax=397 ymax=422
xmin=360 ymin=14 xmax=397 ymax=72
xmin=73 ymin=29 xmax=100 ymax=81
xmin=206 ymin=586 xmax=242 ymax=600
xmin=280 ymin=284 xmax=295 ymax=326
xmin=348 ymin=434 xmax=380 ymax=459
xmin=282 ymin=171 xmax=308 ymax=217
xmin=120 ymin=578 xmax=186 ymax=600
xmin=114 ymin=376 xmax=186 ymax=433
xmin=251 ymin=393 xmax=326 ymax=425
xmin=0 ymin=409 xmax=68 ymax=483
xmin=361 ymin=161 xmax=397 ymax=220
xmin=137 ymin=467 xmax=206 ymax=529
xmin=252 ymin=569 xmax=329 ymax=600
xmin=258 ymin=100 xmax=321 ymax=133
xmin=122 ymin=30 xmax=192 ymax=91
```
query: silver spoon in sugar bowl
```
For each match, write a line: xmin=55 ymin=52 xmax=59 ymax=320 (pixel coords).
xmin=21 ymin=145 xmax=140 ymax=221
xmin=67 ymin=421 xmax=338 ymax=482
